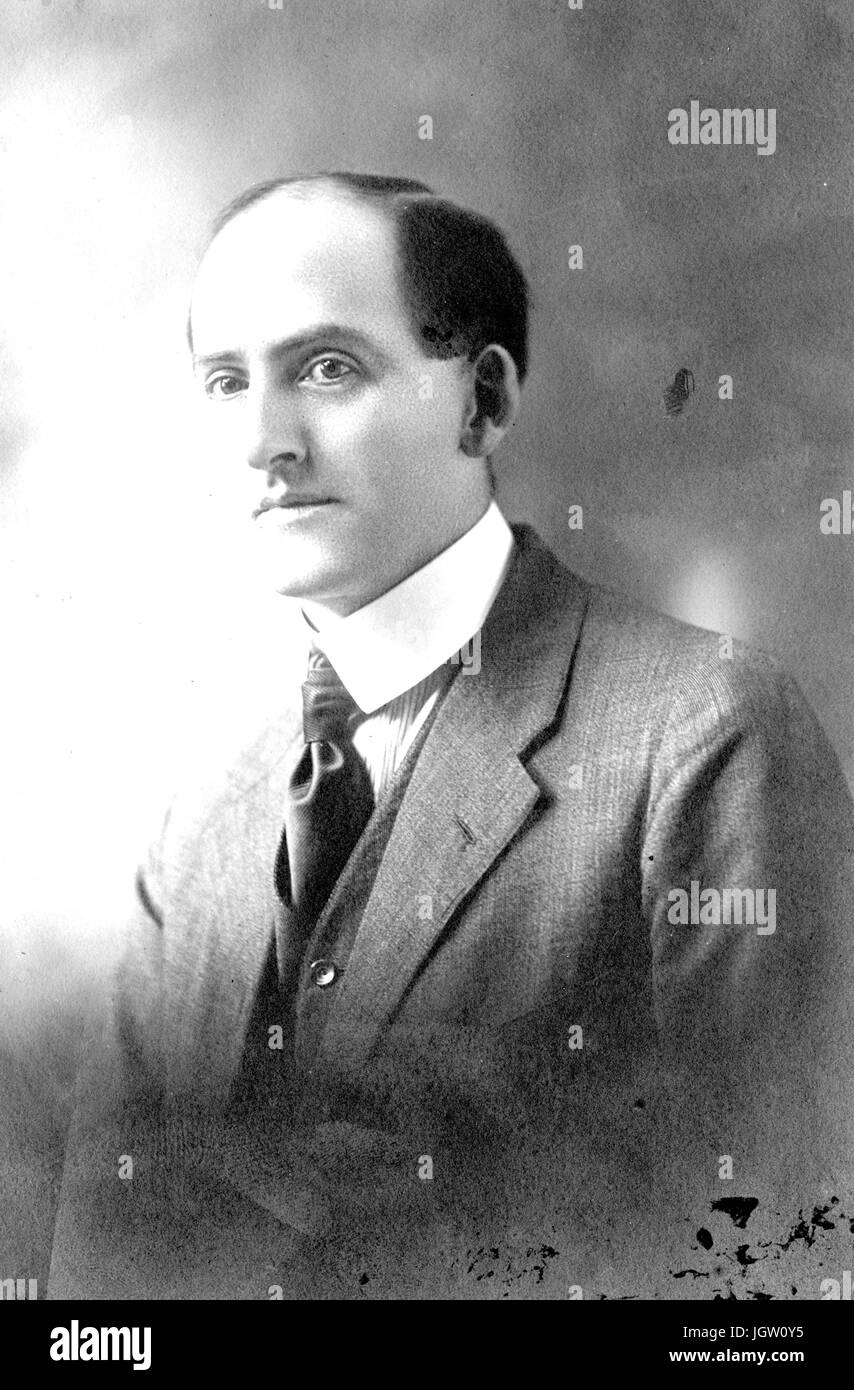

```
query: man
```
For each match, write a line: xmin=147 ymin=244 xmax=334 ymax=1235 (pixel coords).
xmin=49 ymin=174 xmax=854 ymax=1300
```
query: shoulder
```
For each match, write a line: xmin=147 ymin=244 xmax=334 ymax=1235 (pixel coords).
xmin=508 ymin=521 xmax=845 ymax=782
xmin=513 ymin=522 xmax=792 ymax=722
xmin=578 ymin=578 xmax=789 ymax=717
xmin=566 ymin=573 xmax=849 ymax=811
xmin=513 ymin=521 xmax=836 ymax=779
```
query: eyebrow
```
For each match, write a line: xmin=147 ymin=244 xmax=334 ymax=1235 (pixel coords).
xmin=191 ymin=323 xmax=391 ymax=370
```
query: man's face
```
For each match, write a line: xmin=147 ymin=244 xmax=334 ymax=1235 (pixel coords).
xmin=190 ymin=189 xmax=486 ymax=616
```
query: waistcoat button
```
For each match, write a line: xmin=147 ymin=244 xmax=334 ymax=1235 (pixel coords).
xmin=309 ymin=958 xmax=339 ymax=988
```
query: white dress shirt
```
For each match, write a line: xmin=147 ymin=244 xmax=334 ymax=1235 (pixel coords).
xmin=297 ymin=501 xmax=515 ymax=801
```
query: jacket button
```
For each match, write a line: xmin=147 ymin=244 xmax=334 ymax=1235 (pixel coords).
xmin=309 ymin=958 xmax=339 ymax=988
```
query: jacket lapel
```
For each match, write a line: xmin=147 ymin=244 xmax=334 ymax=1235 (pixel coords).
xmin=167 ymin=706 xmax=303 ymax=1101
xmin=317 ymin=524 xmax=590 ymax=1070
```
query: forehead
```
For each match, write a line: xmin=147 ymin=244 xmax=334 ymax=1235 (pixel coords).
xmin=190 ymin=190 xmax=414 ymax=355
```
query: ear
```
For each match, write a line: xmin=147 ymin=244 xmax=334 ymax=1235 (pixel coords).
xmin=459 ymin=344 xmax=521 ymax=458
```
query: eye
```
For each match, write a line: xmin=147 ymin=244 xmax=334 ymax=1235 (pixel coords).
xmin=302 ymin=356 xmax=357 ymax=385
xmin=204 ymin=372 xmax=246 ymax=401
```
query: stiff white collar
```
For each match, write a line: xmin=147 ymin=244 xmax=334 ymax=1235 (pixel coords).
xmin=299 ymin=501 xmax=514 ymax=713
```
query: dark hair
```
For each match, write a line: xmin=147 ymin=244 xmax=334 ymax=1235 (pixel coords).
xmin=191 ymin=172 xmax=529 ymax=383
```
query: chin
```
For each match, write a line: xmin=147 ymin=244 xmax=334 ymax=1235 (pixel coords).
xmin=266 ymin=571 xmax=325 ymax=600
xmin=252 ymin=538 xmax=374 ymax=610
xmin=246 ymin=540 xmax=331 ymax=598
xmin=268 ymin=562 xmax=345 ymax=603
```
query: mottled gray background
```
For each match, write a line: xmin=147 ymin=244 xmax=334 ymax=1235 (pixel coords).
xmin=0 ymin=0 xmax=851 ymax=1069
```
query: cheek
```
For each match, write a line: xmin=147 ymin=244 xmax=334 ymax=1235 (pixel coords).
xmin=308 ymin=385 xmax=459 ymax=460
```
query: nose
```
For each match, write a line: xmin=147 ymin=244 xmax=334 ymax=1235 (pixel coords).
xmin=245 ymin=375 xmax=309 ymax=476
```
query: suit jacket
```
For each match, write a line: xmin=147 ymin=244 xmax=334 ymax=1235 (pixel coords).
xmin=48 ymin=522 xmax=854 ymax=1300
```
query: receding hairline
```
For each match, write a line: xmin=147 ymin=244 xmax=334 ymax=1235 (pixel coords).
xmin=189 ymin=180 xmax=425 ymax=352
xmin=191 ymin=177 xmax=444 ymax=357
xmin=202 ymin=174 xmax=435 ymax=253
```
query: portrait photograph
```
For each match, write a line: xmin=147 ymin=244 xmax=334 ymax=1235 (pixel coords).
xmin=1 ymin=0 xmax=853 ymax=1330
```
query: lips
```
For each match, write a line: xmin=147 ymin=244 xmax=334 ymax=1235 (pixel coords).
xmin=253 ymin=497 xmax=335 ymax=519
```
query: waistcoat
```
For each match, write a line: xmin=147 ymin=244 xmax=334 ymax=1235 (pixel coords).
xmin=228 ymin=668 xmax=456 ymax=1126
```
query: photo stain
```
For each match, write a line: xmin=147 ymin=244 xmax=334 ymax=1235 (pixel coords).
xmin=711 ymin=1196 xmax=759 ymax=1229
xmin=663 ymin=366 xmax=695 ymax=417
xmin=672 ymin=1196 xmax=850 ymax=1299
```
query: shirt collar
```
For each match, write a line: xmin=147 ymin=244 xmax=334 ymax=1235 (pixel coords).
xmin=298 ymin=501 xmax=515 ymax=713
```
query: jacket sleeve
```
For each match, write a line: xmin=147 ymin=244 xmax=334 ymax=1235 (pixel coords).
xmin=46 ymin=803 xmax=179 ymax=1298
xmin=641 ymin=647 xmax=854 ymax=1215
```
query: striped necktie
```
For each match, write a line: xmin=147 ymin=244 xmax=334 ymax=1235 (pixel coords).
xmin=278 ymin=645 xmax=375 ymax=930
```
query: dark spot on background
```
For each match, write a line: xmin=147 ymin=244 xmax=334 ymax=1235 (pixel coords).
xmin=711 ymin=1196 xmax=759 ymax=1229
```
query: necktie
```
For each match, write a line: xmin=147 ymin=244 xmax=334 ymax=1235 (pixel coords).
xmin=278 ymin=646 xmax=375 ymax=932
